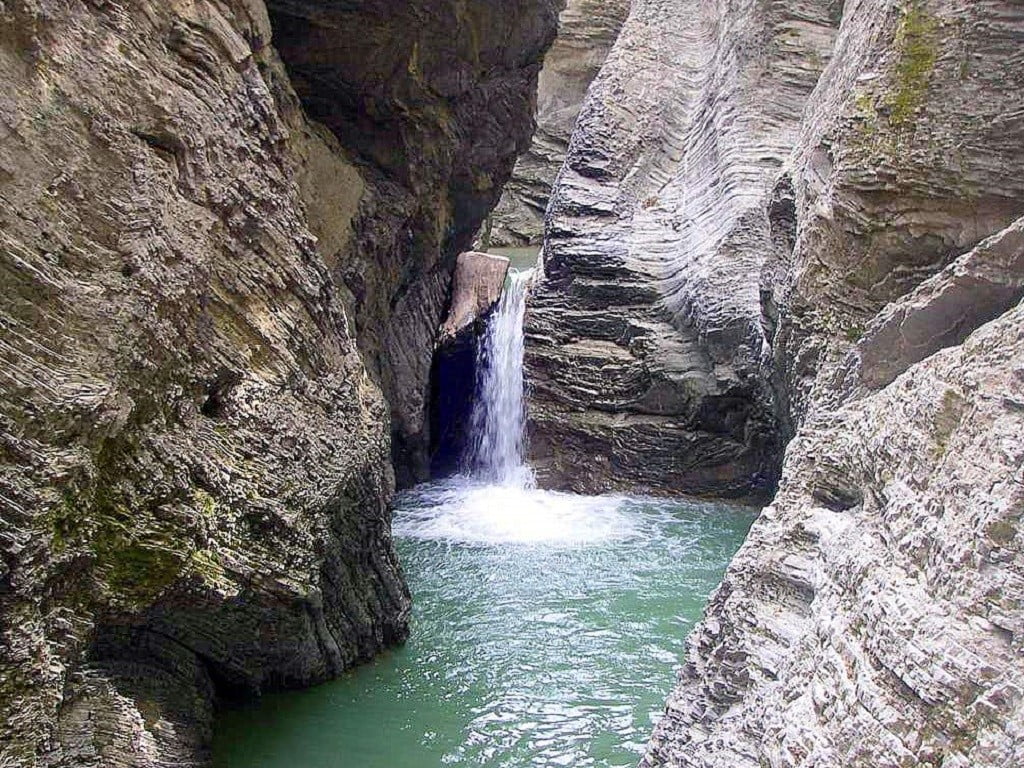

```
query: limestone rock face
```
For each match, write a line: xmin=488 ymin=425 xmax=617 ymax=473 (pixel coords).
xmin=637 ymin=1 xmax=1024 ymax=766
xmin=488 ymin=0 xmax=630 ymax=247
xmin=768 ymin=0 xmax=1024 ymax=434
xmin=525 ymin=0 xmax=841 ymax=500
xmin=644 ymin=298 xmax=1024 ymax=768
xmin=0 ymin=0 xmax=557 ymax=765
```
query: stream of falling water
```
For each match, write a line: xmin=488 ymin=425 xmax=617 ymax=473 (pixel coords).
xmin=212 ymin=264 xmax=756 ymax=768
xmin=464 ymin=268 xmax=534 ymax=487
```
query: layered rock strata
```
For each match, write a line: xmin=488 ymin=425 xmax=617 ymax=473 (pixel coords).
xmin=525 ymin=0 xmax=841 ymax=500
xmin=646 ymin=295 xmax=1024 ymax=767
xmin=488 ymin=0 xmax=630 ymax=247
xmin=0 ymin=1 xmax=557 ymax=765
xmin=635 ymin=0 xmax=1024 ymax=765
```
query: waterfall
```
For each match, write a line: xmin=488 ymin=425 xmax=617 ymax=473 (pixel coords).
xmin=464 ymin=268 xmax=534 ymax=487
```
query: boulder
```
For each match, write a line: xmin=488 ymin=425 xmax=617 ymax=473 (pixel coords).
xmin=438 ymin=251 xmax=511 ymax=345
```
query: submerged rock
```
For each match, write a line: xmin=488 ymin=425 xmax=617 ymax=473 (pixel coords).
xmin=0 ymin=0 xmax=558 ymax=765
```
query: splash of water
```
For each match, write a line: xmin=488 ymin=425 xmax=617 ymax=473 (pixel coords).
xmin=463 ymin=268 xmax=534 ymax=487
xmin=394 ymin=476 xmax=639 ymax=546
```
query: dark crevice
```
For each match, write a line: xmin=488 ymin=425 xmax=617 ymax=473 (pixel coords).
xmin=199 ymin=370 xmax=240 ymax=419
xmin=429 ymin=330 xmax=480 ymax=478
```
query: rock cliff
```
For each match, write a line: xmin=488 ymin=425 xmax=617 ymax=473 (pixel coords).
xmin=0 ymin=1 xmax=557 ymax=765
xmin=268 ymin=0 xmax=561 ymax=486
xmin=525 ymin=0 xmax=841 ymax=500
xmin=487 ymin=0 xmax=629 ymax=247
xmin=644 ymin=248 xmax=1024 ymax=768
xmin=573 ymin=0 xmax=1024 ymax=765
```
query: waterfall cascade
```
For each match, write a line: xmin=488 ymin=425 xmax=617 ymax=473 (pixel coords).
xmin=463 ymin=269 xmax=534 ymax=487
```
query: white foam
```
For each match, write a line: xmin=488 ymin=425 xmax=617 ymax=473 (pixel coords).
xmin=395 ymin=477 xmax=639 ymax=546
xmin=409 ymin=268 xmax=642 ymax=547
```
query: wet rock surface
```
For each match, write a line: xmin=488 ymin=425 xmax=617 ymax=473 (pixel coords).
xmin=267 ymin=0 xmax=560 ymax=486
xmin=0 ymin=0 xmax=557 ymax=765
xmin=430 ymin=251 xmax=510 ymax=474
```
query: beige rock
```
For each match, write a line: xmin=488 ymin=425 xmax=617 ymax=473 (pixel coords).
xmin=438 ymin=252 xmax=510 ymax=344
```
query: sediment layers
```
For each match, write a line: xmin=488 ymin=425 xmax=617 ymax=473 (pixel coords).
xmin=488 ymin=0 xmax=630 ymax=247
xmin=617 ymin=1 xmax=1024 ymax=765
xmin=525 ymin=0 xmax=841 ymax=500
xmin=645 ymin=235 xmax=1024 ymax=768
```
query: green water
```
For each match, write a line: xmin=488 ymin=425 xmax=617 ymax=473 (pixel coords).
xmin=212 ymin=478 xmax=754 ymax=768
xmin=488 ymin=246 xmax=541 ymax=271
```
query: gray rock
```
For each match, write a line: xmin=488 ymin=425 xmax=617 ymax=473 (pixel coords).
xmin=638 ymin=1 xmax=1024 ymax=766
xmin=488 ymin=0 xmax=630 ymax=247
xmin=525 ymin=0 xmax=841 ymax=501
xmin=643 ymin=297 xmax=1024 ymax=768
xmin=769 ymin=0 xmax=1024 ymax=431
xmin=849 ymin=215 xmax=1024 ymax=394
xmin=266 ymin=0 xmax=562 ymax=486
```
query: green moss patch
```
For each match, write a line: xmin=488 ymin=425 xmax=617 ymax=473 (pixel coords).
xmin=888 ymin=2 xmax=939 ymax=129
xmin=98 ymin=542 xmax=183 ymax=603
xmin=931 ymin=387 xmax=965 ymax=459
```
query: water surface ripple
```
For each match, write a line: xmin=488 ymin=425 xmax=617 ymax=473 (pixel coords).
xmin=213 ymin=478 xmax=755 ymax=768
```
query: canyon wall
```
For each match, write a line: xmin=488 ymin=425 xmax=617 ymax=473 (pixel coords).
xmin=645 ymin=253 xmax=1024 ymax=768
xmin=0 ymin=1 xmax=557 ymax=765
xmin=642 ymin=0 xmax=1024 ymax=764
xmin=525 ymin=0 xmax=842 ymax=500
xmin=268 ymin=0 xmax=561 ymax=486
xmin=525 ymin=0 xmax=1024 ymax=764
xmin=487 ymin=0 xmax=629 ymax=247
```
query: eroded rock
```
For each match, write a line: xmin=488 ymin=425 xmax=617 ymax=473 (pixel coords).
xmin=643 ymin=300 xmax=1024 ymax=768
xmin=639 ymin=1 xmax=1024 ymax=765
xmin=525 ymin=0 xmax=841 ymax=501
xmin=488 ymin=0 xmax=630 ymax=247
xmin=267 ymin=0 xmax=560 ymax=486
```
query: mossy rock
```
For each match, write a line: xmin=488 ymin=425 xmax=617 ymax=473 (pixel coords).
xmin=888 ymin=1 xmax=939 ymax=130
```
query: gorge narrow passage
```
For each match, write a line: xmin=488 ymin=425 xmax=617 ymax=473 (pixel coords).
xmin=212 ymin=268 xmax=756 ymax=768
